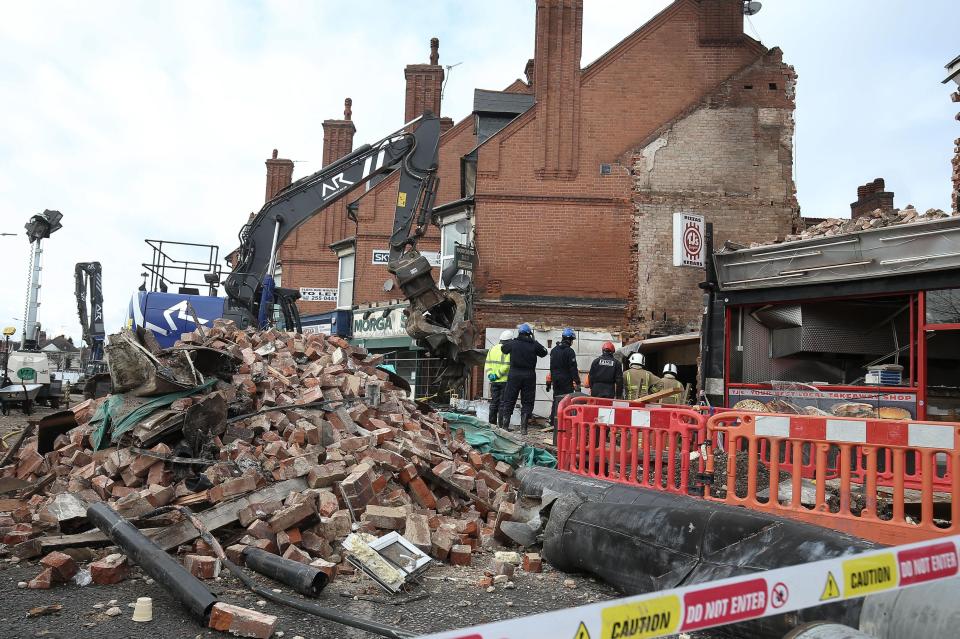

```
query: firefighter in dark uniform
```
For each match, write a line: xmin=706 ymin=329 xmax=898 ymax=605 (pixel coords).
xmin=499 ymin=323 xmax=548 ymax=435
xmin=588 ymin=341 xmax=623 ymax=399
xmin=484 ymin=330 xmax=513 ymax=425
xmin=547 ymin=327 xmax=580 ymax=444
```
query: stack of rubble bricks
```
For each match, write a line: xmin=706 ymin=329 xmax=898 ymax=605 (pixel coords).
xmin=0 ymin=320 xmax=522 ymax=596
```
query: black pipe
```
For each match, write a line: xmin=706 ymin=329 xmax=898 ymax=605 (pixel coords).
xmin=242 ymin=547 xmax=328 ymax=597
xmin=87 ymin=502 xmax=218 ymax=623
xmin=141 ymin=504 xmax=414 ymax=639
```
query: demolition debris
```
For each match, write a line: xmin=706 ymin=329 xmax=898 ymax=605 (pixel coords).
xmin=0 ymin=320 xmax=528 ymax=638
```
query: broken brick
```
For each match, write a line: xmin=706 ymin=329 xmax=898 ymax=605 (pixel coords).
xmin=90 ymin=553 xmax=129 ymax=585
xmin=208 ymin=602 xmax=277 ymax=639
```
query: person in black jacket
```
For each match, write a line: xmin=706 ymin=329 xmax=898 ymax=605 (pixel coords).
xmin=588 ymin=341 xmax=622 ymax=399
xmin=548 ymin=327 xmax=580 ymax=444
xmin=499 ymin=323 xmax=547 ymax=435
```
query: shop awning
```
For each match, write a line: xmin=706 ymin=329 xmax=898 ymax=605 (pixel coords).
xmin=619 ymin=332 xmax=700 ymax=356
xmin=352 ymin=336 xmax=420 ymax=350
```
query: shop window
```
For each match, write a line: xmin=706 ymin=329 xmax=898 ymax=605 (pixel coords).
xmin=926 ymin=331 xmax=960 ymax=421
xmin=925 ymin=289 xmax=960 ymax=325
xmin=337 ymin=253 xmax=354 ymax=310
xmin=729 ymin=296 xmax=913 ymax=386
xmin=439 ymin=219 xmax=470 ymax=289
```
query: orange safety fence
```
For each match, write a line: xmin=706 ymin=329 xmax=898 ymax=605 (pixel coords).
xmin=556 ymin=396 xmax=708 ymax=494
xmin=700 ymin=411 xmax=960 ymax=546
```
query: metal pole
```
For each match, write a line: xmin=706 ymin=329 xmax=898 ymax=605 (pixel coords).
xmin=23 ymin=238 xmax=43 ymax=347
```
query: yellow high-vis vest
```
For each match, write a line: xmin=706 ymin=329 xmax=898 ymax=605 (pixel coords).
xmin=485 ymin=344 xmax=510 ymax=383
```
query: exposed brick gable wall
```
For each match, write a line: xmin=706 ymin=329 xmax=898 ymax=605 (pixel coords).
xmin=627 ymin=47 xmax=798 ymax=340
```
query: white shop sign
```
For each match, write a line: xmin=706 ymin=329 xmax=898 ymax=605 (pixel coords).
xmin=672 ymin=212 xmax=706 ymax=268
xmin=299 ymin=287 xmax=338 ymax=303
xmin=372 ymin=249 xmax=440 ymax=267
xmin=353 ymin=307 xmax=408 ymax=339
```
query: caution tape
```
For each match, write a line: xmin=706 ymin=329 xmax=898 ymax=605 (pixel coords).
xmin=417 ymin=535 xmax=960 ymax=639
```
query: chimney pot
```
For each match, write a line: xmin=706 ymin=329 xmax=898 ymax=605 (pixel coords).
xmin=264 ymin=151 xmax=294 ymax=202
xmin=344 ymin=97 xmax=352 ymax=120
xmin=403 ymin=38 xmax=444 ymax=122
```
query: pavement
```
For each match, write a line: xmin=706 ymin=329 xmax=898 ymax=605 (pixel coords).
xmin=0 ymin=551 xmax=622 ymax=639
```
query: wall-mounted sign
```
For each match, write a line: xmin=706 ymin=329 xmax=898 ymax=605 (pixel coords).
xmin=299 ymin=287 xmax=338 ymax=303
xmin=353 ymin=306 xmax=408 ymax=339
xmin=672 ymin=212 xmax=706 ymax=268
xmin=373 ymin=250 xmax=441 ymax=267
xmin=454 ymin=244 xmax=476 ymax=272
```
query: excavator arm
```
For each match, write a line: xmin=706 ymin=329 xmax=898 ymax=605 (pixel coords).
xmin=223 ymin=112 xmax=481 ymax=392
xmin=75 ymin=261 xmax=105 ymax=361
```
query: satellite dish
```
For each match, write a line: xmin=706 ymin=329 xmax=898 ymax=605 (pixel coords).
xmin=454 ymin=220 xmax=469 ymax=234
xmin=382 ymin=279 xmax=395 ymax=292
xmin=450 ymin=273 xmax=472 ymax=292
xmin=743 ymin=1 xmax=761 ymax=15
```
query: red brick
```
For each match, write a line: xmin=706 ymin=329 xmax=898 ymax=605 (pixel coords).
xmin=184 ymin=554 xmax=220 ymax=579
xmin=208 ymin=602 xmax=277 ymax=639
xmin=90 ymin=553 xmax=129 ymax=585
xmin=407 ymin=477 xmax=437 ymax=509
xmin=523 ymin=552 xmax=543 ymax=573
xmin=28 ymin=567 xmax=54 ymax=589
xmin=449 ymin=544 xmax=472 ymax=566
xmin=40 ymin=551 xmax=78 ymax=582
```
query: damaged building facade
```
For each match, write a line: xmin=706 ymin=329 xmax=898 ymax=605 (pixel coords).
xmin=250 ymin=0 xmax=799 ymax=404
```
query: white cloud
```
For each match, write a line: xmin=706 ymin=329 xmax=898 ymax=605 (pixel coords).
xmin=0 ymin=0 xmax=955 ymax=346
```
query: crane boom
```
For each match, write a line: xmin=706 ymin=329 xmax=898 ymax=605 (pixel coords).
xmin=75 ymin=261 xmax=105 ymax=361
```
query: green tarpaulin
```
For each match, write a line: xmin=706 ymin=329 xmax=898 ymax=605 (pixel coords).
xmin=91 ymin=379 xmax=217 ymax=451
xmin=441 ymin=412 xmax=556 ymax=469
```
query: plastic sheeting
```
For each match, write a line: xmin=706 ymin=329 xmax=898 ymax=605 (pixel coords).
xmin=441 ymin=412 xmax=556 ymax=468
xmin=91 ymin=379 xmax=216 ymax=450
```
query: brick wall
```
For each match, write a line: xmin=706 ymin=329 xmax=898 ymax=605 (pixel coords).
xmin=627 ymin=48 xmax=798 ymax=339
xmin=471 ymin=0 xmax=771 ymax=343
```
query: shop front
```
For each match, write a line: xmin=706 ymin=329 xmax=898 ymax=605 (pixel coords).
xmin=350 ymin=303 xmax=445 ymax=401
xmin=703 ymin=217 xmax=960 ymax=421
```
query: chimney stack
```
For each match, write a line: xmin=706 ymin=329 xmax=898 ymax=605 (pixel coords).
xmin=850 ymin=178 xmax=895 ymax=218
xmin=404 ymin=37 xmax=444 ymax=122
xmin=264 ymin=149 xmax=294 ymax=202
xmin=322 ymin=97 xmax=357 ymax=167
xmin=533 ymin=0 xmax=582 ymax=179
xmin=698 ymin=0 xmax=745 ymax=45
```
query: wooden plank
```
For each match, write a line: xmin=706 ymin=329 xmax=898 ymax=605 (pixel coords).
xmin=37 ymin=527 xmax=163 ymax=552
xmin=147 ymin=477 xmax=308 ymax=551
xmin=32 ymin=477 xmax=308 ymax=553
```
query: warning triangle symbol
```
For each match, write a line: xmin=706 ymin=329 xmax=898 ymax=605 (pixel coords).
xmin=820 ymin=571 xmax=841 ymax=601
xmin=573 ymin=621 xmax=591 ymax=639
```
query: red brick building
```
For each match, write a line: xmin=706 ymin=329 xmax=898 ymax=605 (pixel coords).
xmin=254 ymin=0 xmax=800 ymax=403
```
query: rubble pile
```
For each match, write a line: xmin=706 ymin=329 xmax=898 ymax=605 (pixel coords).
xmin=0 ymin=321 xmax=523 ymax=606
xmin=767 ymin=205 xmax=952 ymax=246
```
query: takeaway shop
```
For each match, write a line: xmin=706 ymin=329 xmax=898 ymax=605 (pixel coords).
xmin=702 ymin=216 xmax=960 ymax=421
xmin=349 ymin=301 xmax=445 ymax=401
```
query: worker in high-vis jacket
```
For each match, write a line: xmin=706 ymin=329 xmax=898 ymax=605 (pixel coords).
xmin=623 ymin=352 xmax=660 ymax=400
xmin=484 ymin=330 xmax=513 ymax=426
xmin=588 ymin=341 xmax=622 ymax=399
xmin=652 ymin=363 xmax=684 ymax=404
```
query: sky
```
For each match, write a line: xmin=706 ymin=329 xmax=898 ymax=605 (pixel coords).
xmin=0 ymin=0 xmax=956 ymax=345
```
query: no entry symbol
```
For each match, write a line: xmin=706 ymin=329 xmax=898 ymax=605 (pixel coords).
xmin=770 ymin=582 xmax=789 ymax=609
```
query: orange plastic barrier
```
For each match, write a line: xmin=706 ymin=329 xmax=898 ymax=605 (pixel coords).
xmin=700 ymin=411 xmax=960 ymax=545
xmin=556 ymin=397 xmax=707 ymax=494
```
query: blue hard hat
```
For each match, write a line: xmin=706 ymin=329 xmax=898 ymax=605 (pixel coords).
xmin=562 ymin=328 xmax=575 ymax=339
xmin=518 ymin=323 xmax=532 ymax=335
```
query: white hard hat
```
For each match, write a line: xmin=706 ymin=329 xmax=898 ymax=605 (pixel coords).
xmin=500 ymin=330 xmax=514 ymax=341
xmin=628 ymin=352 xmax=645 ymax=368
xmin=662 ymin=363 xmax=678 ymax=376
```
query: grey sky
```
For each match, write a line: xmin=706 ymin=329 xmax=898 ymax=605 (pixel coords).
xmin=0 ymin=1 xmax=955 ymax=344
